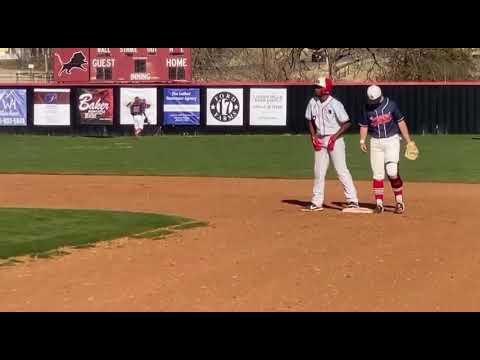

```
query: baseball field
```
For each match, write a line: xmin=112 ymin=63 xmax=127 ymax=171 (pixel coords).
xmin=1 ymin=134 xmax=479 ymax=311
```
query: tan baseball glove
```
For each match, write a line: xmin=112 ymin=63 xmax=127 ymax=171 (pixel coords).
xmin=405 ymin=141 xmax=419 ymax=161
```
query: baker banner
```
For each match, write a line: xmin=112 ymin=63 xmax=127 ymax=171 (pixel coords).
xmin=206 ymin=88 xmax=243 ymax=126
xmin=249 ymin=88 xmax=287 ymax=126
xmin=77 ymin=88 xmax=113 ymax=125
xmin=163 ymin=88 xmax=200 ymax=125
xmin=34 ymin=88 xmax=71 ymax=126
xmin=0 ymin=89 xmax=27 ymax=126
xmin=120 ymin=88 xmax=157 ymax=125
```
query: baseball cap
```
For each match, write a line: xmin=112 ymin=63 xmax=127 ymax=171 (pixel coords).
xmin=367 ymin=85 xmax=382 ymax=101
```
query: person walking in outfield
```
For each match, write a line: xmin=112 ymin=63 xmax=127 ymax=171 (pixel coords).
xmin=358 ymin=85 xmax=419 ymax=214
xmin=126 ymin=96 xmax=151 ymax=137
xmin=303 ymin=77 xmax=359 ymax=212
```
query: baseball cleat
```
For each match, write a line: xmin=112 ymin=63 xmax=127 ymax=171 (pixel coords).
xmin=374 ymin=203 xmax=384 ymax=214
xmin=395 ymin=202 xmax=405 ymax=214
xmin=302 ymin=203 xmax=324 ymax=212
xmin=346 ymin=202 xmax=359 ymax=209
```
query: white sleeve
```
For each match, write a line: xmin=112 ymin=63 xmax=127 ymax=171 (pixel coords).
xmin=334 ymin=100 xmax=350 ymax=123
xmin=305 ymin=100 xmax=313 ymax=121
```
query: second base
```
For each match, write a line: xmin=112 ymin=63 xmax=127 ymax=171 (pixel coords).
xmin=342 ymin=207 xmax=374 ymax=214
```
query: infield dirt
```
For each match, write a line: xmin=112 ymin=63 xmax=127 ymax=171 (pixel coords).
xmin=0 ymin=174 xmax=478 ymax=311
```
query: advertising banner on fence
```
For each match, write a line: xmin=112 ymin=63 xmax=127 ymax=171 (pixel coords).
xmin=206 ymin=88 xmax=243 ymax=126
xmin=249 ymin=88 xmax=287 ymax=126
xmin=120 ymin=88 xmax=157 ymax=125
xmin=33 ymin=89 xmax=71 ymax=126
xmin=77 ymin=88 xmax=113 ymax=125
xmin=0 ymin=89 xmax=27 ymax=126
xmin=163 ymin=88 xmax=200 ymax=125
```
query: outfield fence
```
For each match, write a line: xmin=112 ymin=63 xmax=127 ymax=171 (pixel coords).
xmin=0 ymin=81 xmax=479 ymax=135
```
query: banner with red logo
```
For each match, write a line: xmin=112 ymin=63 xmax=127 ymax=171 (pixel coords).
xmin=77 ymin=88 xmax=114 ymax=125
xmin=34 ymin=89 xmax=71 ymax=126
xmin=53 ymin=48 xmax=90 ymax=83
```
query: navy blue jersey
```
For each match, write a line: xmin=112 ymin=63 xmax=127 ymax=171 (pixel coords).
xmin=359 ymin=97 xmax=405 ymax=138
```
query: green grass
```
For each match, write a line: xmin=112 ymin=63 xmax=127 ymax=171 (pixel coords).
xmin=0 ymin=134 xmax=479 ymax=182
xmin=0 ymin=208 xmax=197 ymax=259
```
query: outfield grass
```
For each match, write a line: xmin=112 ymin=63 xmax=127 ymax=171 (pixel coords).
xmin=0 ymin=134 xmax=479 ymax=182
xmin=0 ymin=208 xmax=197 ymax=259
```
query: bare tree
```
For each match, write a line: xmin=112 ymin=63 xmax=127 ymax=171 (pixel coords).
xmin=308 ymin=48 xmax=373 ymax=79
xmin=191 ymin=48 xmax=237 ymax=80
xmin=316 ymin=48 xmax=476 ymax=81
xmin=192 ymin=48 xmax=309 ymax=81
xmin=257 ymin=48 xmax=308 ymax=80
xmin=378 ymin=48 xmax=475 ymax=81
xmin=192 ymin=48 xmax=478 ymax=81
xmin=10 ymin=48 xmax=53 ymax=71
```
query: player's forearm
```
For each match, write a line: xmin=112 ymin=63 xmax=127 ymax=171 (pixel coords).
xmin=307 ymin=120 xmax=316 ymax=138
xmin=398 ymin=121 xmax=412 ymax=143
xmin=334 ymin=121 xmax=351 ymax=138
xmin=359 ymin=127 xmax=368 ymax=143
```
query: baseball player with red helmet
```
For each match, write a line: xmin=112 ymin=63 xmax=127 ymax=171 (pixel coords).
xmin=358 ymin=85 xmax=419 ymax=214
xmin=303 ymin=77 xmax=359 ymax=212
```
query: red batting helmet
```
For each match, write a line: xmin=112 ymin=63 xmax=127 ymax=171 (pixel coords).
xmin=314 ymin=77 xmax=333 ymax=96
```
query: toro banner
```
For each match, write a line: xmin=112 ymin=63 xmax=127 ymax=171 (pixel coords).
xmin=0 ymin=89 xmax=27 ymax=126
xmin=34 ymin=89 xmax=71 ymax=126
xmin=206 ymin=88 xmax=243 ymax=126
xmin=77 ymin=88 xmax=114 ymax=125
xmin=249 ymin=88 xmax=287 ymax=126
xmin=163 ymin=88 xmax=200 ymax=125
xmin=120 ymin=88 xmax=157 ymax=125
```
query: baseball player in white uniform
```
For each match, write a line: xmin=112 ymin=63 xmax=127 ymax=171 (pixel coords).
xmin=304 ymin=77 xmax=359 ymax=211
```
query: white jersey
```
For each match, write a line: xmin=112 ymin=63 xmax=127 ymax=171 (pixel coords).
xmin=305 ymin=96 xmax=350 ymax=136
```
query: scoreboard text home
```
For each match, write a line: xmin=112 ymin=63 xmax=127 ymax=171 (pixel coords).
xmin=53 ymin=48 xmax=192 ymax=83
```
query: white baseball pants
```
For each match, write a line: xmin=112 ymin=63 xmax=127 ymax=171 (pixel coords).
xmin=370 ymin=134 xmax=401 ymax=180
xmin=312 ymin=135 xmax=359 ymax=207
xmin=133 ymin=115 xmax=145 ymax=132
